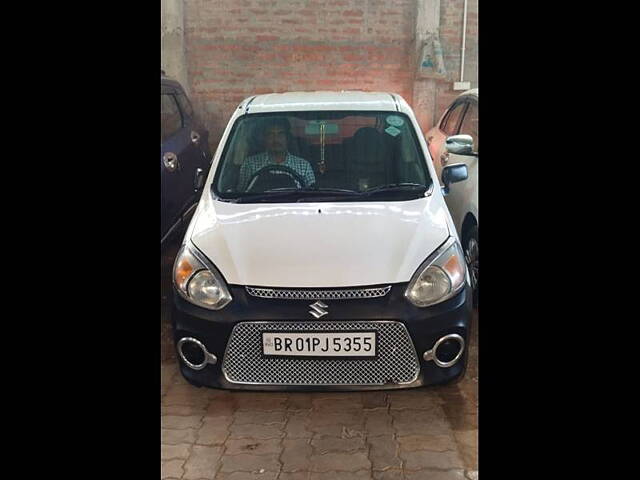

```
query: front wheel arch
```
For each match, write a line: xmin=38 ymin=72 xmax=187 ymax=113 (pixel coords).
xmin=460 ymin=213 xmax=478 ymax=241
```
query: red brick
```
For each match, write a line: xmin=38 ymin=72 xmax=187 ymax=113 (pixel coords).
xmin=182 ymin=0 xmax=477 ymax=145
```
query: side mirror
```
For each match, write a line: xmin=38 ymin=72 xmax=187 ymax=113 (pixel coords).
xmin=194 ymin=168 xmax=205 ymax=193
xmin=446 ymin=134 xmax=474 ymax=156
xmin=441 ymin=164 xmax=468 ymax=195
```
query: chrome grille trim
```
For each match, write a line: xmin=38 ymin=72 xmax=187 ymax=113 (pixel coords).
xmin=222 ymin=321 xmax=420 ymax=386
xmin=245 ymin=285 xmax=392 ymax=300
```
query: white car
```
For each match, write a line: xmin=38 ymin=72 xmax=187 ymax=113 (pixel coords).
xmin=426 ymin=89 xmax=478 ymax=305
xmin=172 ymin=91 xmax=473 ymax=390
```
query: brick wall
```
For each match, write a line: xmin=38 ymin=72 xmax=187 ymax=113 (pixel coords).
xmin=182 ymin=0 xmax=478 ymax=148
xmin=435 ymin=0 xmax=478 ymax=124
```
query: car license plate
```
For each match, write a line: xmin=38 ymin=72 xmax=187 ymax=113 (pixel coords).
xmin=262 ymin=331 xmax=377 ymax=357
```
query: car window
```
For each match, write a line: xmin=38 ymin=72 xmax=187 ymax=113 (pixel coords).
xmin=440 ymin=101 xmax=467 ymax=137
xmin=214 ymin=111 xmax=432 ymax=199
xmin=176 ymin=92 xmax=194 ymax=120
xmin=161 ymin=94 xmax=182 ymax=142
xmin=459 ymin=101 xmax=478 ymax=152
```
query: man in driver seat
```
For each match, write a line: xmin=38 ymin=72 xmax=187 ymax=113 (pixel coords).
xmin=237 ymin=117 xmax=316 ymax=191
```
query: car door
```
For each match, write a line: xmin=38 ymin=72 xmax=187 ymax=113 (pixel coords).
xmin=430 ymin=100 xmax=468 ymax=184
xmin=175 ymin=88 xmax=212 ymax=168
xmin=161 ymin=86 xmax=202 ymax=242
xmin=443 ymin=98 xmax=478 ymax=233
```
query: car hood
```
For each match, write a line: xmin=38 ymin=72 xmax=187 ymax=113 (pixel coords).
xmin=189 ymin=195 xmax=450 ymax=288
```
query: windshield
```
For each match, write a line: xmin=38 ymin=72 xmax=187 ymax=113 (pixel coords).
xmin=213 ymin=111 xmax=432 ymax=202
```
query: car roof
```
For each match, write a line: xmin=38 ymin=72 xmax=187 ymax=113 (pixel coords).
xmin=161 ymin=73 xmax=182 ymax=90
xmin=458 ymin=88 xmax=478 ymax=99
xmin=242 ymin=91 xmax=406 ymax=114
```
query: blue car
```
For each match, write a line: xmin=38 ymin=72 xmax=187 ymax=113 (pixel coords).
xmin=161 ymin=71 xmax=212 ymax=246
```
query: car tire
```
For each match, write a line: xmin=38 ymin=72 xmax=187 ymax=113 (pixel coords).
xmin=462 ymin=225 xmax=479 ymax=308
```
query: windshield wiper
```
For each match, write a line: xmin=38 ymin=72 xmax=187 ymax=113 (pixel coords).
xmin=233 ymin=187 xmax=359 ymax=203
xmin=264 ymin=187 xmax=359 ymax=194
xmin=360 ymin=183 xmax=429 ymax=195
xmin=224 ymin=185 xmax=428 ymax=203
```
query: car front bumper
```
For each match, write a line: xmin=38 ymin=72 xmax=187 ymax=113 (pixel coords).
xmin=172 ymin=283 xmax=473 ymax=391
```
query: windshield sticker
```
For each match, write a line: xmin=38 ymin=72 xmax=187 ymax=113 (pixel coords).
xmin=386 ymin=115 xmax=404 ymax=127
xmin=385 ymin=126 xmax=401 ymax=137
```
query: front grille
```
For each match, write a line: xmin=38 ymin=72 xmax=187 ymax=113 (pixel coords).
xmin=222 ymin=321 xmax=420 ymax=386
xmin=245 ymin=286 xmax=392 ymax=300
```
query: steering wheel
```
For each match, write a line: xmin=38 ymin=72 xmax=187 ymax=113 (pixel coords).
xmin=245 ymin=164 xmax=308 ymax=192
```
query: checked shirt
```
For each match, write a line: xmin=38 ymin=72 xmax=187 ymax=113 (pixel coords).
xmin=237 ymin=152 xmax=316 ymax=191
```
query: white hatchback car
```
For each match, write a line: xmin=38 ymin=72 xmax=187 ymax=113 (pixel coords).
xmin=426 ymin=89 xmax=478 ymax=305
xmin=172 ymin=91 xmax=473 ymax=390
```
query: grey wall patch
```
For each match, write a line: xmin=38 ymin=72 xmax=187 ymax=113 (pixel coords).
xmin=385 ymin=126 xmax=401 ymax=137
xmin=386 ymin=115 xmax=404 ymax=127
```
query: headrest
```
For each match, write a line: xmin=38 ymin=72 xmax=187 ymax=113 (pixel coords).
xmin=349 ymin=127 xmax=389 ymax=165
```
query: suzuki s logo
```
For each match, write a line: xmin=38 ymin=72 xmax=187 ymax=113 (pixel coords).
xmin=309 ymin=301 xmax=328 ymax=319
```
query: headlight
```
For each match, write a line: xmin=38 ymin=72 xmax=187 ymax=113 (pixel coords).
xmin=405 ymin=237 xmax=466 ymax=307
xmin=173 ymin=244 xmax=232 ymax=310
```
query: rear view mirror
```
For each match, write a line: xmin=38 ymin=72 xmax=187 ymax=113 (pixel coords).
xmin=305 ymin=121 xmax=339 ymax=135
xmin=446 ymin=134 xmax=474 ymax=156
xmin=441 ymin=164 xmax=468 ymax=195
